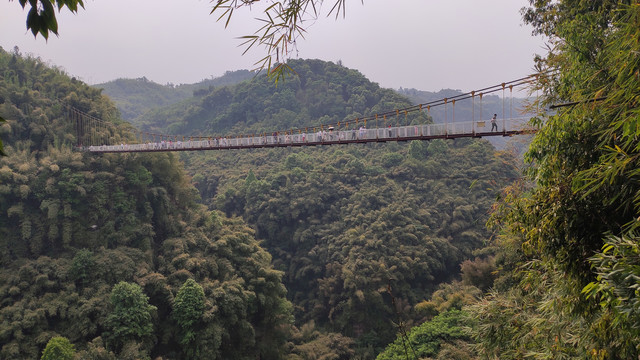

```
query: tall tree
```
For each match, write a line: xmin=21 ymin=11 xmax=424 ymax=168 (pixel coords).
xmin=41 ymin=336 xmax=76 ymax=360
xmin=472 ymin=1 xmax=640 ymax=358
xmin=376 ymin=310 xmax=473 ymax=360
xmin=105 ymin=282 xmax=156 ymax=354
xmin=173 ymin=278 xmax=205 ymax=359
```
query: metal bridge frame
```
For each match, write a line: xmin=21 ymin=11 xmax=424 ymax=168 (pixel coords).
xmin=87 ymin=117 xmax=536 ymax=153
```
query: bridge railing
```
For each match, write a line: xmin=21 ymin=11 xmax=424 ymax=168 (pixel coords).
xmin=88 ymin=117 xmax=533 ymax=152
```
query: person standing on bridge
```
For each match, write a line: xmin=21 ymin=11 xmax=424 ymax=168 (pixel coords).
xmin=491 ymin=114 xmax=498 ymax=132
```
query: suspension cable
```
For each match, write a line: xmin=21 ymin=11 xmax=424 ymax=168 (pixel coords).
xmin=73 ymin=72 xmax=548 ymax=147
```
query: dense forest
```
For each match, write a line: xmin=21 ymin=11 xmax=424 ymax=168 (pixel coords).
xmin=0 ymin=47 xmax=292 ymax=359
xmin=98 ymin=58 xmax=522 ymax=358
xmin=3 ymin=1 xmax=640 ymax=358
xmin=1 ymin=48 xmax=516 ymax=359
xmin=467 ymin=1 xmax=640 ymax=358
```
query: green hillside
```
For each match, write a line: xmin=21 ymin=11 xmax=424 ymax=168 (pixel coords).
xmin=0 ymin=47 xmax=291 ymax=360
xmin=94 ymin=70 xmax=254 ymax=122
xmin=194 ymin=138 xmax=517 ymax=356
xmin=132 ymin=59 xmax=422 ymax=137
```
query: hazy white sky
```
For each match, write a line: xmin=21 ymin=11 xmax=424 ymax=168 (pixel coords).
xmin=0 ymin=0 xmax=546 ymax=92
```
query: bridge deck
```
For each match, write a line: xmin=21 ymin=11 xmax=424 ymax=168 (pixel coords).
xmin=88 ymin=118 xmax=535 ymax=153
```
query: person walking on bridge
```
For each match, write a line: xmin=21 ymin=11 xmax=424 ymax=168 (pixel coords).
xmin=491 ymin=114 xmax=498 ymax=132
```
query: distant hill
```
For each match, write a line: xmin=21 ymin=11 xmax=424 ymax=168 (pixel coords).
xmin=131 ymin=58 xmax=423 ymax=136
xmin=94 ymin=70 xmax=255 ymax=121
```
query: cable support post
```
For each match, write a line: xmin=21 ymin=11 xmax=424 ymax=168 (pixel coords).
xmin=375 ymin=114 xmax=379 ymax=138
xmin=471 ymin=90 xmax=476 ymax=134
xmin=479 ymin=93 xmax=483 ymax=124
xmin=78 ymin=112 xmax=87 ymax=147
xmin=502 ymin=83 xmax=506 ymax=132
xmin=404 ymin=110 xmax=408 ymax=129
xmin=444 ymin=98 xmax=448 ymax=135
xmin=426 ymin=104 xmax=431 ymax=134
xmin=452 ymin=99 xmax=456 ymax=125
xmin=509 ymin=84 xmax=514 ymax=125
xmin=395 ymin=110 xmax=399 ymax=131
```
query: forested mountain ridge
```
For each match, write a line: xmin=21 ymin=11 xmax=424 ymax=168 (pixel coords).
xmin=94 ymin=69 xmax=255 ymax=122
xmin=0 ymin=47 xmax=292 ymax=359
xmin=131 ymin=59 xmax=421 ymax=137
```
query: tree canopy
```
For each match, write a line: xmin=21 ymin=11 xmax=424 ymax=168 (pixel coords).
xmin=0 ymin=46 xmax=292 ymax=359
xmin=470 ymin=1 xmax=640 ymax=358
xmin=376 ymin=309 xmax=472 ymax=360
xmin=105 ymin=281 xmax=156 ymax=352
xmin=41 ymin=336 xmax=76 ymax=360
xmin=172 ymin=278 xmax=206 ymax=359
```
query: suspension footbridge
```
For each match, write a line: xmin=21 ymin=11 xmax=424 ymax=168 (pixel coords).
xmin=86 ymin=118 xmax=533 ymax=153
xmin=72 ymin=74 xmax=542 ymax=153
